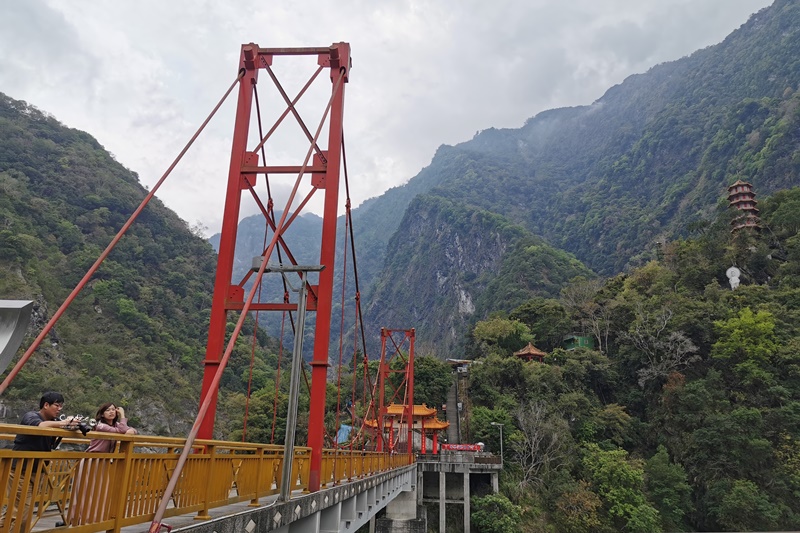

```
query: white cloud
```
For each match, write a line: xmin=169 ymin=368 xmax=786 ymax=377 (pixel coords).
xmin=0 ymin=0 xmax=772 ymax=234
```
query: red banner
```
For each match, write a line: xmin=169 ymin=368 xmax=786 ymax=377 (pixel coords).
xmin=440 ymin=443 xmax=482 ymax=452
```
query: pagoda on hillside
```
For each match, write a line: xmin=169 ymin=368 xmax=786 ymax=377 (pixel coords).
xmin=513 ymin=342 xmax=547 ymax=363
xmin=727 ymin=180 xmax=761 ymax=232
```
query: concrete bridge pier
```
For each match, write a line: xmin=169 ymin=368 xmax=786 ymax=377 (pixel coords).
xmin=418 ymin=452 xmax=502 ymax=533
xmin=374 ymin=480 xmax=426 ymax=533
xmin=440 ymin=471 xmax=446 ymax=533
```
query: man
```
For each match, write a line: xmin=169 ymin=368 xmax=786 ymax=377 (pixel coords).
xmin=1 ymin=392 xmax=76 ymax=531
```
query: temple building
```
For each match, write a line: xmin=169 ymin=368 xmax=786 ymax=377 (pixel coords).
xmin=727 ymin=179 xmax=761 ymax=232
xmin=513 ymin=342 xmax=547 ymax=363
xmin=365 ymin=403 xmax=449 ymax=454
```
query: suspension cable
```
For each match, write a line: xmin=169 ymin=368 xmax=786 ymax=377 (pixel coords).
xmin=333 ymin=201 xmax=351 ymax=453
xmin=243 ymin=314 xmax=258 ymax=441
xmin=342 ymin=134 xmax=370 ymax=358
xmin=350 ymin=295 xmax=359 ymax=449
xmin=271 ymin=307 xmax=288 ymax=443
xmin=242 ymin=217 xmax=271 ymax=441
xmin=341 ymin=133 xmax=378 ymax=416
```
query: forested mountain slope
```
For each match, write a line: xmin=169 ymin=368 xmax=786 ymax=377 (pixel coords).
xmin=363 ymin=196 xmax=593 ymax=356
xmin=355 ymin=0 xmax=800 ymax=354
xmin=459 ymin=186 xmax=800 ymax=531
xmin=416 ymin=0 xmax=800 ymax=274
xmin=0 ymin=94 xmax=277 ymax=435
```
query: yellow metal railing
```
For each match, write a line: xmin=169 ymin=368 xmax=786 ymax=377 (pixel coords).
xmin=0 ymin=424 xmax=413 ymax=533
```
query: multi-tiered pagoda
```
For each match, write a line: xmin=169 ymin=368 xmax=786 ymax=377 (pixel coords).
xmin=727 ymin=180 xmax=761 ymax=232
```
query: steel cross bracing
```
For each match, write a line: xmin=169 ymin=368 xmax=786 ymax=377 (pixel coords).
xmin=198 ymin=43 xmax=351 ymax=494
xmin=376 ymin=328 xmax=415 ymax=458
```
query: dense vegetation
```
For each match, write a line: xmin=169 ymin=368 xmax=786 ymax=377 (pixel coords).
xmin=0 ymin=93 xmax=281 ymax=435
xmin=297 ymin=0 xmax=800 ymax=356
xmin=462 ymin=189 xmax=800 ymax=531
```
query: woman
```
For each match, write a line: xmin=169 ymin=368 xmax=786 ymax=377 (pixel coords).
xmin=86 ymin=403 xmax=137 ymax=452
xmin=68 ymin=403 xmax=137 ymax=526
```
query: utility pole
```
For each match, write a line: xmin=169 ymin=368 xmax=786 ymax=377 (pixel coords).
xmin=277 ymin=265 xmax=324 ymax=501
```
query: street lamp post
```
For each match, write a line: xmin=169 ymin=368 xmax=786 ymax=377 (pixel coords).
xmin=490 ymin=422 xmax=504 ymax=466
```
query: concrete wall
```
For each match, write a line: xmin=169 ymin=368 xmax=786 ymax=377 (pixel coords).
xmin=375 ymin=517 xmax=427 ymax=533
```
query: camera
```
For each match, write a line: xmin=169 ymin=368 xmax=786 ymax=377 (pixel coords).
xmin=58 ymin=415 xmax=97 ymax=436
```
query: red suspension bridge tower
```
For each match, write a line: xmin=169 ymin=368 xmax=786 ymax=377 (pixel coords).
xmin=198 ymin=42 xmax=350 ymax=492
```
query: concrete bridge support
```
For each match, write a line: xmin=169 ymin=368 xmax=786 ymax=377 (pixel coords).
xmin=374 ymin=489 xmax=426 ymax=532
xmin=417 ymin=453 xmax=502 ymax=533
xmin=439 ymin=471 xmax=446 ymax=532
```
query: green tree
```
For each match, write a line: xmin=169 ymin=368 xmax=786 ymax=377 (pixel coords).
xmin=712 ymin=307 xmax=778 ymax=386
xmin=708 ymin=479 xmax=781 ymax=532
xmin=582 ymin=443 xmax=662 ymax=533
xmin=412 ymin=355 xmax=452 ymax=410
xmin=645 ymin=445 xmax=692 ymax=532
xmin=467 ymin=353 xmax=526 ymax=411
xmin=471 ymin=494 xmax=522 ymax=533
xmin=468 ymin=405 xmax=512 ymax=457
xmin=472 ymin=315 xmax=533 ymax=357
xmin=510 ymin=297 xmax=572 ymax=352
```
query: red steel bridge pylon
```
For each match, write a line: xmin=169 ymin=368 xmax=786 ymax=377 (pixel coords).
xmin=375 ymin=328 xmax=415 ymax=459
xmin=199 ymin=42 xmax=350 ymax=492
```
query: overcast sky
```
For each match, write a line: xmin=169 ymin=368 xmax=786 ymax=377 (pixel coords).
xmin=1 ymin=0 xmax=773 ymax=235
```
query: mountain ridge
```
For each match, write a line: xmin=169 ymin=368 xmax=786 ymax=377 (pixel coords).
xmin=338 ymin=0 xmax=800 ymax=354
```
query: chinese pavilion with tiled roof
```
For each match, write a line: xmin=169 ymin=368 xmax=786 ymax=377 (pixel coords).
xmin=513 ymin=342 xmax=547 ymax=362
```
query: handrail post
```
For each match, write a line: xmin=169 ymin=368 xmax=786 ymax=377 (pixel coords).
xmin=0 ymin=455 xmax=10 ymax=529
xmin=111 ymin=439 xmax=135 ymax=533
xmin=322 ymin=450 xmax=330 ymax=488
xmin=347 ymin=449 xmax=354 ymax=481
xmin=249 ymin=447 xmax=265 ymax=506
xmin=197 ymin=444 xmax=216 ymax=519
xmin=299 ymin=450 xmax=311 ymax=492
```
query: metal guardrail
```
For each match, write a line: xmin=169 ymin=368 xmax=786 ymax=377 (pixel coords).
xmin=415 ymin=451 xmax=501 ymax=464
xmin=0 ymin=424 xmax=412 ymax=533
